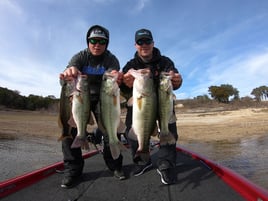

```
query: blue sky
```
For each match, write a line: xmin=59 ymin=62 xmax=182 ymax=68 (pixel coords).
xmin=0 ymin=0 xmax=268 ymax=99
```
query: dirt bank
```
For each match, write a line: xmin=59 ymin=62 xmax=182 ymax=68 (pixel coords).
xmin=177 ymin=107 xmax=268 ymax=142
xmin=0 ymin=108 xmax=267 ymax=142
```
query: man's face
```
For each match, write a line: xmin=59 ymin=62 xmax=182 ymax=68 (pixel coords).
xmin=135 ymin=38 xmax=154 ymax=59
xmin=88 ymin=37 xmax=107 ymax=56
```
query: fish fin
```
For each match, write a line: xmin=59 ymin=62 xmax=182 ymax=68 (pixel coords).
xmin=127 ymin=128 xmax=137 ymax=141
xmin=71 ymin=136 xmax=86 ymax=149
xmin=117 ymin=120 xmax=126 ymax=134
xmin=127 ymin=97 xmax=133 ymax=107
xmin=172 ymin=93 xmax=176 ymax=100
xmin=150 ymin=125 xmax=159 ymax=137
xmin=68 ymin=115 xmax=77 ymax=127
xmin=88 ymin=112 xmax=95 ymax=125
xmin=159 ymin=132 xmax=176 ymax=145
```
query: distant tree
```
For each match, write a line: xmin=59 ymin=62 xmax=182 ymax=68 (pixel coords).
xmin=0 ymin=87 xmax=25 ymax=108
xmin=13 ymin=90 xmax=21 ymax=95
xmin=251 ymin=85 xmax=268 ymax=101
xmin=208 ymin=84 xmax=239 ymax=103
xmin=194 ymin=94 xmax=211 ymax=103
xmin=47 ymin=95 xmax=56 ymax=99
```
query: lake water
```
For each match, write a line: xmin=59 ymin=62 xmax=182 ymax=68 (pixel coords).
xmin=0 ymin=134 xmax=267 ymax=191
xmin=0 ymin=136 xmax=62 ymax=181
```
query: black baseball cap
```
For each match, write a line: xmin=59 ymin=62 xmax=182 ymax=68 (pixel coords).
xmin=135 ymin=29 xmax=153 ymax=42
xmin=86 ymin=25 xmax=109 ymax=44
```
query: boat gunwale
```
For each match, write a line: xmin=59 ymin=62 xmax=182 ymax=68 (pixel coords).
xmin=176 ymin=146 xmax=268 ymax=201
xmin=0 ymin=150 xmax=99 ymax=198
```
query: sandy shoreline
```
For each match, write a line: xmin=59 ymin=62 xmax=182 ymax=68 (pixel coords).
xmin=176 ymin=107 xmax=268 ymax=142
xmin=0 ymin=107 xmax=267 ymax=142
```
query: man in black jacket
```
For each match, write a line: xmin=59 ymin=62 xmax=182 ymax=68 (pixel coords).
xmin=121 ymin=28 xmax=183 ymax=185
xmin=59 ymin=25 xmax=125 ymax=188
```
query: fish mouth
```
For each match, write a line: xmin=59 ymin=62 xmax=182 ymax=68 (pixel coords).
xmin=139 ymin=68 xmax=151 ymax=74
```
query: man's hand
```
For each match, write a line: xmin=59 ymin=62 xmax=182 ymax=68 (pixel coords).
xmin=59 ymin=66 xmax=81 ymax=80
xmin=110 ymin=70 xmax=123 ymax=86
xmin=123 ymin=71 xmax=135 ymax=88
xmin=169 ymin=71 xmax=182 ymax=90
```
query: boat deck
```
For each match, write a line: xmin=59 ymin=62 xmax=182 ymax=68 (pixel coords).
xmin=1 ymin=146 xmax=248 ymax=201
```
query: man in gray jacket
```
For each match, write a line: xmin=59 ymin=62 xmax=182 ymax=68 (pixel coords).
xmin=59 ymin=25 xmax=125 ymax=188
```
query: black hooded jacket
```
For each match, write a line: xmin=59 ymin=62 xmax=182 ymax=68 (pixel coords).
xmin=121 ymin=47 xmax=179 ymax=98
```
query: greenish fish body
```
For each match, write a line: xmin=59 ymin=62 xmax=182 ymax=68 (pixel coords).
xmin=58 ymin=79 xmax=75 ymax=140
xmin=100 ymin=72 xmax=125 ymax=159
xmin=158 ymin=72 xmax=176 ymax=145
xmin=71 ymin=75 xmax=90 ymax=150
xmin=129 ymin=69 xmax=157 ymax=161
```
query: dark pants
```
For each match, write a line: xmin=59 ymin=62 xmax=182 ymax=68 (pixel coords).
xmin=157 ymin=123 xmax=178 ymax=170
xmin=125 ymin=106 xmax=178 ymax=170
xmin=61 ymin=100 xmax=123 ymax=177
xmin=62 ymin=128 xmax=84 ymax=177
xmin=101 ymin=129 xmax=123 ymax=171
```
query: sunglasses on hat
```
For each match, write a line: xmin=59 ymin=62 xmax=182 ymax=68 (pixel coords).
xmin=89 ymin=38 xmax=108 ymax=45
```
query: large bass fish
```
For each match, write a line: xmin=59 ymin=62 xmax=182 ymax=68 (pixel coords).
xmin=71 ymin=75 xmax=90 ymax=150
xmin=100 ymin=72 xmax=125 ymax=159
xmin=58 ymin=79 xmax=74 ymax=141
xmin=158 ymin=72 xmax=176 ymax=145
xmin=128 ymin=69 xmax=157 ymax=162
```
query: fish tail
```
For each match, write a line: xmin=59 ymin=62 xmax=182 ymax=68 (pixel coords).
xmin=159 ymin=132 xmax=176 ymax=145
xmin=71 ymin=136 xmax=86 ymax=149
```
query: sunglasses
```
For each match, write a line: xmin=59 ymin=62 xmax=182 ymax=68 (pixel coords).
xmin=136 ymin=39 xmax=153 ymax=46
xmin=89 ymin=38 xmax=108 ymax=45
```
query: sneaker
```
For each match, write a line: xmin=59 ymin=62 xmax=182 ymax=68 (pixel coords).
xmin=61 ymin=176 xmax=80 ymax=188
xmin=157 ymin=169 xmax=172 ymax=185
xmin=114 ymin=170 xmax=126 ymax=180
xmin=133 ymin=162 xmax=153 ymax=176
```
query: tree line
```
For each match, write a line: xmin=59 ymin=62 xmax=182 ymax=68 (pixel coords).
xmin=0 ymin=84 xmax=267 ymax=111
xmin=0 ymin=87 xmax=57 ymax=110
xmin=208 ymin=84 xmax=268 ymax=103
